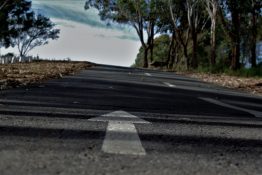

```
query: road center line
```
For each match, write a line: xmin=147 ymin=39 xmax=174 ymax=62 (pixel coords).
xmin=200 ymin=97 xmax=262 ymax=118
xmin=163 ymin=82 xmax=176 ymax=87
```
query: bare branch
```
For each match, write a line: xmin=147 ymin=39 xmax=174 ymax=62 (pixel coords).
xmin=0 ymin=0 xmax=9 ymax=10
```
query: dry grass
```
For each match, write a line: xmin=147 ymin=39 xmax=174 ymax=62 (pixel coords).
xmin=178 ymin=72 xmax=262 ymax=96
xmin=0 ymin=61 xmax=92 ymax=90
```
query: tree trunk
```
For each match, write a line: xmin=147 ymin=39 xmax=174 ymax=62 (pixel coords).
xmin=183 ymin=45 xmax=189 ymax=70
xmin=251 ymin=42 xmax=257 ymax=68
xmin=231 ymin=42 xmax=240 ymax=71
xmin=231 ymin=42 xmax=240 ymax=70
xmin=150 ymin=44 xmax=154 ymax=63
xmin=169 ymin=44 xmax=177 ymax=69
xmin=230 ymin=4 xmax=241 ymax=70
xmin=210 ymin=18 xmax=216 ymax=66
xmin=251 ymin=9 xmax=257 ymax=68
xmin=19 ymin=52 xmax=25 ymax=63
xmin=149 ymin=21 xmax=155 ymax=64
xmin=143 ymin=47 xmax=149 ymax=68
xmin=218 ymin=0 xmax=241 ymax=70
xmin=167 ymin=33 xmax=175 ymax=68
xmin=206 ymin=0 xmax=218 ymax=66
xmin=191 ymin=29 xmax=198 ymax=69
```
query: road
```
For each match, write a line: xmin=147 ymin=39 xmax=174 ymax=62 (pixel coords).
xmin=0 ymin=64 xmax=262 ymax=175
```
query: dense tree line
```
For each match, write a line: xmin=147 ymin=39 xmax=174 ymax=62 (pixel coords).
xmin=86 ymin=0 xmax=261 ymax=71
xmin=0 ymin=0 xmax=59 ymax=62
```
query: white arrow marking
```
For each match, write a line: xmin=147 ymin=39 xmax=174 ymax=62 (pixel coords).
xmin=88 ymin=111 xmax=150 ymax=155
xmin=200 ymin=98 xmax=262 ymax=118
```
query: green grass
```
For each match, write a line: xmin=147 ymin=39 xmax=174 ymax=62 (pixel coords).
xmin=197 ymin=65 xmax=262 ymax=78
xmin=224 ymin=67 xmax=262 ymax=77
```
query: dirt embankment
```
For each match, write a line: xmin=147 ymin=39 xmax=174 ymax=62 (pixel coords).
xmin=0 ymin=61 xmax=92 ymax=90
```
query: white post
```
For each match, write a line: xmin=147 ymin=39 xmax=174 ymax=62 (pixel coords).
xmin=11 ymin=56 xmax=14 ymax=64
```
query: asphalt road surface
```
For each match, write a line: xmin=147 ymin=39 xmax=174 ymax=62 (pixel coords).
xmin=0 ymin=64 xmax=262 ymax=175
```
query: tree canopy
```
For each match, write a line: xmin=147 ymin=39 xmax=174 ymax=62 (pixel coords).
xmin=0 ymin=0 xmax=31 ymax=48
xmin=0 ymin=0 xmax=60 ymax=59
xmin=9 ymin=13 xmax=60 ymax=58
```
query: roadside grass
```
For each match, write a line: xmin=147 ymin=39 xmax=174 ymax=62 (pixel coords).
xmin=0 ymin=60 xmax=92 ymax=90
xmin=176 ymin=68 xmax=262 ymax=96
xmin=196 ymin=64 xmax=262 ymax=78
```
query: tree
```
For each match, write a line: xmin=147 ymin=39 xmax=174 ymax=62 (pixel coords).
xmin=1 ymin=0 xmax=59 ymax=60
xmin=247 ymin=0 xmax=261 ymax=68
xmin=9 ymin=12 xmax=60 ymax=59
xmin=85 ymin=0 xmax=160 ymax=68
xmin=218 ymin=0 xmax=244 ymax=70
xmin=134 ymin=34 xmax=170 ymax=68
xmin=205 ymin=0 xmax=219 ymax=66
xmin=186 ymin=0 xmax=208 ymax=69
xmin=168 ymin=0 xmax=191 ymax=70
xmin=0 ymin=0 xmax=30 ymax=48
xmin=155 ymin=0 xmax=178 ymax=69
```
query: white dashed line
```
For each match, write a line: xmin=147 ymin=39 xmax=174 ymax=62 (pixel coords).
xmin=145 ymin=73 xmax=152 ymax=76
xmin=163 ymin=82 xmax=176 ymax=87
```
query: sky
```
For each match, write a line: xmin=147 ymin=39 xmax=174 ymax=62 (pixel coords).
xmin=2 ymin=0 xmax=141 ymax=66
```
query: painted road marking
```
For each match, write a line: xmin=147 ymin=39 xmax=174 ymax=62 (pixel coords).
xmin=88 ymin=110 xmax=150 ymax=155
xmin=222 ymin=100 xmax=262 ymax=108
xmin=200 ymin=98 xmax=262 ymax=118
xmin=163 ymin=82 xmax=176 ymax=87
xmin=145 ymin=73 xmax=152 ymax=76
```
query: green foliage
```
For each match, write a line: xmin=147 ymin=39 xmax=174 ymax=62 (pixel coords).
xmin=0 ymin=0 xmax=31 ymax=47
xmin=197 ymin=63 xmax=262 ymax=77
xmin=0 ymin=0 xmax=60 ymax=57
xmin=224 ymin=66 xmax=262 ymax=77
xmin=151 ymin=35 xmax=170 ymax=62
xmin=133 ymin=34 xmax=170 ymax=67
xmin=134 ymin=47 xmax=144 ymax=67
xmin=9 ymin=13 xmax=60 ymax=57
